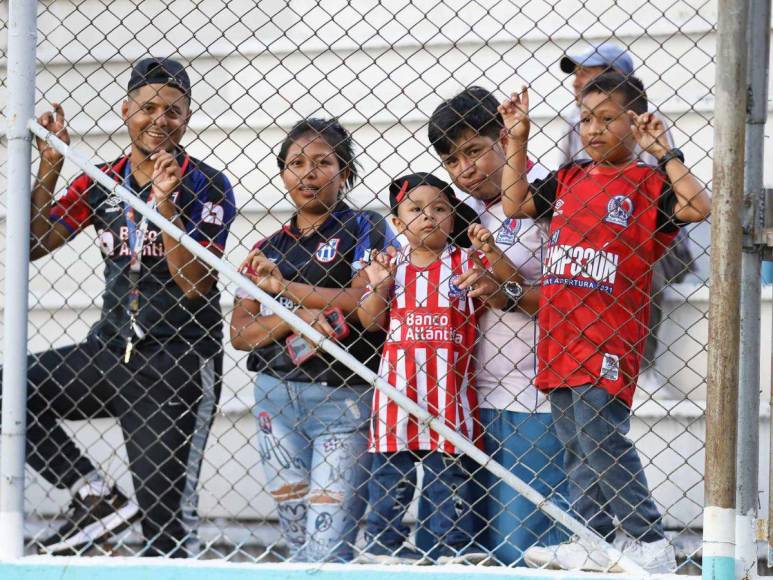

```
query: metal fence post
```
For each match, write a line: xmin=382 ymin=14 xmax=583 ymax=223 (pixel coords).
xmin=736 ymin=1 xmax=771 ymax=578
xmin=703 ymin=0 xmax=749 ymax=578
xmin=0 ymin=0 xmax=37 ymax=561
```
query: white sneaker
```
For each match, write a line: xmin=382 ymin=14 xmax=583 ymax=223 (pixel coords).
xmin=436 ymin=551 xmax=493 ymax=566
xmin=624 ymin=538 xmax=677 ymax=574
xmin=523 ymin=538 xmax=623 ymax=572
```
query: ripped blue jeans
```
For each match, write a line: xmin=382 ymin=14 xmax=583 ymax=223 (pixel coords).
xmin=253 ymin=373 xmax=372 ymax=562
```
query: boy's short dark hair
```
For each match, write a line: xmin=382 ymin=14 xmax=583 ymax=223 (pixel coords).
xmin=581 ymin=72 xmax=649 ymax=115
xmin=428 ymin=86 xmax=503 ymax=156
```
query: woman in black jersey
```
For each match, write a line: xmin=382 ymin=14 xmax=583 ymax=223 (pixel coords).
xmin=231 ymin=118 xmax=392 ymax=562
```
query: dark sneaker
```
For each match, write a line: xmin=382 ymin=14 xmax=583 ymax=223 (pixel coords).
xmin=354 ymin=543 xmax=431 ymax=565
xmin=38 ymin=486 xmax=140 ymax=555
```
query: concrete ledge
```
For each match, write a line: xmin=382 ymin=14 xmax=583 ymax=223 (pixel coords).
xmin=0 ymin=557 xmax=670 ymax=580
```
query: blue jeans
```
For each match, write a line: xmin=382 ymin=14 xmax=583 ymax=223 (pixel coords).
xmin=549 ymin=386 xmax=665 ymax=543
xmin=253 ymin=373 xmax=372 ymax=562
xmin=366 ymin=451 xmax=472 ymax=553
xmin=467 ymin=409 xmax=571 ymax=565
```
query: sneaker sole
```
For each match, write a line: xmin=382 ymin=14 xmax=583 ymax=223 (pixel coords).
xmin=40 ymin=500 xmax=141 ymax=555
xmin=436 ymin=554 xmax=495 ymax=566
xmin=354 ymin=553 xmax=432 ymax=565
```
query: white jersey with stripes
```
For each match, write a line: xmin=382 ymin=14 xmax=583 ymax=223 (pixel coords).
xmin=369 ymin=244 xmax=481 ymax=454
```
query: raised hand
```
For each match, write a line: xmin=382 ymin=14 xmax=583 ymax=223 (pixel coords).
xmin=467 ymin=223 xmax=496 ymax=254
xmin=497 ymin=86 xmax=530 ymax=141
xmin=151 ymin=151 xmax=182 ymax=203
xmin=363 ymin=249 xmax=396 ymax=290
xmin=629 ymin=111 xmax=669 ymax=160
xmin=36 ymin=103 xmax=70 ymax=165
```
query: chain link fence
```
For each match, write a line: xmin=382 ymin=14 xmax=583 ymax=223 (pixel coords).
xmin=0 ymin=0 xmax=763 ymax=574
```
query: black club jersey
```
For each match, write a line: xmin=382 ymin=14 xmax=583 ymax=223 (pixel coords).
xmin=243 ymin=201 xmax=394 ymax=386
xmin=49 ymin=151 xmax=236 ymax=356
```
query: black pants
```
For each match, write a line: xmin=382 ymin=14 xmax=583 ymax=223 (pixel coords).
xmin=1 ymin=336 xmax=222 ymax=557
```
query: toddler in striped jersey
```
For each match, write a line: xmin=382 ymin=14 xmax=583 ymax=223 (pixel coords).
xmin=354 ymin=172 xmax=524 ymax=565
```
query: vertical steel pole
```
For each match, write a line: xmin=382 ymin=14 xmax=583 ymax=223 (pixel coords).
xmin=0 ymin=0 xmax=36 ymax=561
xmin=736 ymin=1 xmax=771 ymax=578
xmin=704 ymin=0 xmax=749 ymax=579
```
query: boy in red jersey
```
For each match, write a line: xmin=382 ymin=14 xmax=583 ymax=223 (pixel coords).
xmin=355 ymin=172 xmax=519 ymax=565
xmin=499 ymin=73 xmax=710 ymax=573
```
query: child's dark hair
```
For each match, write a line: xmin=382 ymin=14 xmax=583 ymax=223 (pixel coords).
xmin=428 ymin=86 xmax=503 ymax=156
xmin=581 ymin=72 xmax=648 ymax=115
xmin=277 ymin=118 xmax=359 ymax=193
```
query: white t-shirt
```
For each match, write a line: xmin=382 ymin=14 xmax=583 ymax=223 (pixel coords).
xmin=465 ymin=164 xmax=551 ymax=413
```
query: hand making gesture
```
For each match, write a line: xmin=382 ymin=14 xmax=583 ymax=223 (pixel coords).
xmin=467 ymin=223 xmax=498 ymax=255
xmin=498 ymin=86 xmax=531 ymax=142
xmin=363 ymin=247 xmax=397 ymax=293
xmin=628 ymin=111 xmax=670 ymax=160
xmin=35 ymin=103 xmax=70 ymax=165
xmin=151 ymin=150 xmax=182 ymax=208
xmin=240 ymin=248 xmax=284 ymax=295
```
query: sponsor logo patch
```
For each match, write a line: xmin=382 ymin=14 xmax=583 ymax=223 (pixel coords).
xmin=554 ymin=198 xmax=565 ymax=216
xmin=600 ymin=353 xmax=620 ymax=381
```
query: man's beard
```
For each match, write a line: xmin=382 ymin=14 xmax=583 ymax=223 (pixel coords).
xmin=134 ymin=135 xmax=176 ymax=158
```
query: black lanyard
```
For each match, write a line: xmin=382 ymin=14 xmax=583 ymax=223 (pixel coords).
xmin=121 ymin=154 xmax=189 ymax=362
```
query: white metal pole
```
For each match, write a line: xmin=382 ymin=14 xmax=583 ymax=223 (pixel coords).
xmin=29 ymin=120 xmax=647 ymax=574
xmin=0 ymin=0 xmax=37 ymax=561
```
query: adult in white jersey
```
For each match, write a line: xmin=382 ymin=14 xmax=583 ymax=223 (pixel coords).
xmin=426 ymin=87 xmax=570 ymax=565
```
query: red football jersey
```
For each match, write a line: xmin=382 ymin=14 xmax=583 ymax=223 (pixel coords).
xmin=370 ymin=245 xmax=481 ymax=453
xmin=533 ymin=162 xmax=679 ymax=406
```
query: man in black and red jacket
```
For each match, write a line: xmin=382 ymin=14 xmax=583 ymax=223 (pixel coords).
xmin=18 ymin=57 xmax=235 ymax=557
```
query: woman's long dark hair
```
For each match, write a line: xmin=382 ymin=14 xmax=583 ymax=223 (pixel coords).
xmin=277 ymin=117 xmax=360 ymax=194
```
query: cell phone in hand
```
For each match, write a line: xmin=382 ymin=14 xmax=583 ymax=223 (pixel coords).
xmin=323 ymin=307 xmax=349 ymax=340
xmin=285 ymin=308 xmax=349 ymax=366
xmin=286 ymin=334 xmax=316 ymax=365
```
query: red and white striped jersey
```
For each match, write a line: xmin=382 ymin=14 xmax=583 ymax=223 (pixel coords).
xmin=369 ymin=244 xmax=481 ymax=454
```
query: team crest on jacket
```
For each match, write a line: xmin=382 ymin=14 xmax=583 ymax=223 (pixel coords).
xmin=604 ymin=195 xmax=634 ymax=227
xmin=315 ymin=238 xmax=340 ymax=263
xmin=496 ymin=218 xmax=521 ymax=245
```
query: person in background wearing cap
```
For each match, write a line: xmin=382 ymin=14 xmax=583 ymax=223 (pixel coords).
xmin=559 ymin=42 xmax=693 ymax=399
xmin=23 ymin=57 xmax=235 ymax=557
xmin=354 ymin=172 xmax=520 ymax=565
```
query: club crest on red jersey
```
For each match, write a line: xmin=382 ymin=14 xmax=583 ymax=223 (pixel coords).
xmin=496 ymin=218 xmax=521 ymax=245
xmin=604 ymin=195 xmax=634 ymax=227
xmin=315 ymin=238 xmax=340 ymax=263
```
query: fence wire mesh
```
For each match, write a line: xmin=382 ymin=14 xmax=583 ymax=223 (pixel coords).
xmin=0 ymin=0 xmax=740 ymax=574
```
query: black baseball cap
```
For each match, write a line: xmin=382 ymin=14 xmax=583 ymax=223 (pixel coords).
xmin=388 ymin=172 xmax=480 ymax=248
xmin=127 ymin=57 xmax=191 ymax=98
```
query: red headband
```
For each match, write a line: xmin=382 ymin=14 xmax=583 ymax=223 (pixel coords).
xmin=395 ymin=180 xmax=410 ymax=203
